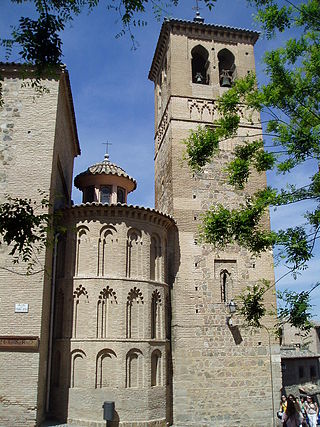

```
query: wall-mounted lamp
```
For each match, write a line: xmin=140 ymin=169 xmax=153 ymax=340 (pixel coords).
xmin=227 ymin=299 xmax=237 ymax=314
xmin=226 ymin=299 xmax=237 ymax=326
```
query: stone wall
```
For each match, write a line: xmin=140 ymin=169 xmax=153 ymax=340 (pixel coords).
xmin=0 ymin=65 xmax=78 ymax=426
xmin=151 ymin=21 xmax=281 ymax=426
xmin=49 ymin=204 xmax=176 ymax=426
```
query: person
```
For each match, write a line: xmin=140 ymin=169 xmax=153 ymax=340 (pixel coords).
xmin=282 ymin=398 xmax=304 ymax=427
xmin=299 ymin=397 xmax=308 ymax=427
xmin=278 ymin=395 xmax=288 ymax=421
xmin=305 ymin=396 xmax=319 ymax=427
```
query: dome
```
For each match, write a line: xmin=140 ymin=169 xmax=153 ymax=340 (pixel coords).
xmin=74 ymin=153 xmax=137 ymax=204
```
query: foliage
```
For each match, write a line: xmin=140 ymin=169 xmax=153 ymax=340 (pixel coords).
xmin=277 ymin=287 xmax=315 ymax=332
xmin=0 ymin=195 xmax=50 ymax=271
xmin=237 ymin=281 xmax=270 ymax=328
xmin=185 ymin=0 xmax=320 ymax=329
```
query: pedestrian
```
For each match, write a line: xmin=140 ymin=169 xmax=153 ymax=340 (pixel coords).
xmin=299 ymin=396 xmax=308 ymax=427
xmin=305 ymin=396 xmax=319 ymax=427
xmin=278 ymin=395 xmax=288 ymax=420
xmin=282 ymin=398 xmax=304 ymax=427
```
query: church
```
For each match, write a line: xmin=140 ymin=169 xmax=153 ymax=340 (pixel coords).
xmin=0 ymin=14 xmax=281 ymax=427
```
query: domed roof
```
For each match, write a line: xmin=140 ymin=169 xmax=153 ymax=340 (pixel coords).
xmin=74 ymin=153 xmax=137 ymax=191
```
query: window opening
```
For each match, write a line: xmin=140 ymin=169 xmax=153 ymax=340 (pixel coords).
xmin=310 ymin=365 xmax=316 ymax=378
xmin=220 ymin=269 xmax=229 ymax=303
xmin=117 ymin=187 xmax=125 ymax=203
xmin=84 ymin=185 xmax=95 ymax=203
xmin=218 ymin=49 xmax=236 ymax=87
xmin=299 ymin=366 xmax=304 ymax=378
xmin=100 ymin=185 xmax=112 ymax=204
xmin=191 ymin=45 xmax=209 ymax=85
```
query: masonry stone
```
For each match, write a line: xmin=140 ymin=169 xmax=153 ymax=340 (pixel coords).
xmin=0 ymin=16 xmax=281 ymax=427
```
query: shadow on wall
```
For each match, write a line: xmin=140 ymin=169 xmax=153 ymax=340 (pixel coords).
xmin=228 ymin=324 xmax=243 ymax=346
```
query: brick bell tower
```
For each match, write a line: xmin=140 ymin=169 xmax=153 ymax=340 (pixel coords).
xmin=149 ymin=15 xmax=281 ymax=427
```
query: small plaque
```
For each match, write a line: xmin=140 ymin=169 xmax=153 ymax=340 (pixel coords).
xmin=0 ymin=336 xmax=39 ymax=352
xmin=15 ymin=303 xmax=29 ymax=313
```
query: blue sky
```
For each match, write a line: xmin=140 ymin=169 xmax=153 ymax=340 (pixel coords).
xmin=1 ymin=0 xmax=319 ymax=319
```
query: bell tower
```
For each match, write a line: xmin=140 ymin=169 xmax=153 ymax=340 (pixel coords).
xmin=149 ymin=17 xmax=281 ymax=426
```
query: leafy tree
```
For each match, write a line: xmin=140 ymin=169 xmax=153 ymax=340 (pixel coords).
xmin=185 ymin=0 xmax=320 ymax=330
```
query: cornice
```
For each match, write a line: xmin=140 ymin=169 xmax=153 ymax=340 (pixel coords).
xmin=63 ymin=203 xmax=176 ymax=230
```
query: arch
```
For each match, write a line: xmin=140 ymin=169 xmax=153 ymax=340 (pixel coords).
xmin=220 ymin=269 xmax=231 ymax=303
xmin=52 ymin=350 xmax=61 ymax=387
xmin=126 ymin=349 xmax=143 ymax=388
xmin=165 ymin=293 xmax=171 ymax=340
xmin=151 ymin=290 xmax=162 ymax=339
xmin=126 ymin=287 xmax=144 ymax=338
xmin=191 ymin=45 xmax=209 ymax=84
xmin=100 ymin=185 xmax=112 ymax=204
xmin=96 ymin=286 xmax=118 ymax=338
xmin=83 ymin=185 xmax=95 ymax=203
xmin=73 ymin=284 xmax=89 ymax=338
xmin=54 ymin=288 xmax=64 ymax=339
xmin=95 ymin=349 xmax=117 ymax=388
xmin=70 ymin=349 xmax=86 ymax=388
xmin=126 ymin=228 xmax=142 ymax=278
xmin=56 ymin=234 xmax=66 ymax=278
xmin=151 ymin=349 xmax=162 ymax=387
xmin=76 ymin=225 xmax=90 ymax=276
xmin=98 ymin=225 xmax=117 ymax=276
xmin=218 ymin=48 xmax=236 ymax=87
xmin=150 ymin=234 xmax=162 ymax=281
xmin=117 ymin=186 xmax=126 ymax=203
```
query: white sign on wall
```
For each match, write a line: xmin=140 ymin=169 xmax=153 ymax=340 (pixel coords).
xmin=15 ymin=303 xmax=29 ymax=313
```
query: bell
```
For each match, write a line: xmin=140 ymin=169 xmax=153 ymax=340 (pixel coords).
xmin=221 ymin=75 xmax=232 ymax=87
xmin=195 ymin=72 xmax=203 ymax=83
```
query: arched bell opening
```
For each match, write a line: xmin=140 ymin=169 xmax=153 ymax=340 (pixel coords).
xmin=218 ymin=49 xmax=236 ymax=88
xmin=191 ymin=45 xmax=209 ymax=85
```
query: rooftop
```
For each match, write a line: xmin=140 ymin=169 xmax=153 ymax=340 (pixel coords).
xmin=74 ymin=153 xmax=137 ymax=191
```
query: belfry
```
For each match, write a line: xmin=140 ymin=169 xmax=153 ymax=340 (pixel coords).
xmin=0 ymin=13 xmax=281 ymax=427
xmin=148 ymin=16 xmax=281 ymax=426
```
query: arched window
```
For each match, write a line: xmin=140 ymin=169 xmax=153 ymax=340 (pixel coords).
xmin=150 ymin=234 xmax=161 ymax=281
xmin=126 ymin=229 xmax=142 ymax=278
xmin=98 ymin=225 xmax=117 ymax=276
xmin=191 ymin=45 xmax=209 ymax=84
xmin=96 ymin=286 xmax=117 ymax=338
xmin=71 ymin=350 xmax=86 ymax=388
xmin=126 ymin=349 xmax=143 ymax=388
xmin=76 ymin=226 xmax=90 ymax=276
xmin=218 ymin=48 xmax=236 ymax=87
xmin=220 ymin=269 xmax=230 ymax=303
xmin=151 ymin=290 xmax=162 ymax=339
xmin=165 ymin=294 xmax=171 ymax=340
xmin=100 ymin=185 xmax=112 ymax=204
xmin=52 ymin=351 xmax=61 ymax=387
xmin=56 ymin=234 xmax=66 ymax=278
xmin=73 ymin=284 xmax=89 ymax=338
xmin=95 ymin=349 xmax=117 ymax=388
xmin=83 ymin=185 xmax=95 ymax=203
xmin=54 ymin=288 xmax=64 ymax=339
xmin=126 ymin=287 xmax=144 ymax=338
xmin=117 ymin=187 xmax=126 ymax=203
xmin=151 ymin=350 xmax=162 ymax=386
